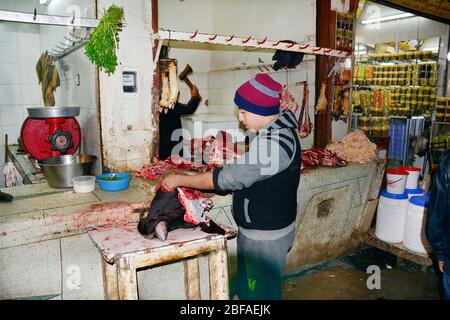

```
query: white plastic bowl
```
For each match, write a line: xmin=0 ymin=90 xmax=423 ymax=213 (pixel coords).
xmin=72 ymin=175 xmax=96 ymax=193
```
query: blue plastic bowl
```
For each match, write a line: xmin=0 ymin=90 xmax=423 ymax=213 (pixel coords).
xmin=96 ymin=173 xmax=131 ymax=191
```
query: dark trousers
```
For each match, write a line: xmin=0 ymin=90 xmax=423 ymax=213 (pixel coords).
xmin=236 ymin=228 xmax=295 ymax=300
xmin=444 ymin=273 xmax=450 ymax=300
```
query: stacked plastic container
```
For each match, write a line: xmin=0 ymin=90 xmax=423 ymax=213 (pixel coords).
xmin=403 ymin=195 xmax=432 ymax=253
xmin=375 ymin=168 xmax=410 ymax=242
xmin=401 ymin=166 xmax=424 ymax=198
xmin=375 ymin=166 xmax=430 ymax=254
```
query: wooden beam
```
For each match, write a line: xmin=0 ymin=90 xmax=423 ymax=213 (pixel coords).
xmin=208 ymin=241 xmax=229 ymax=300
xmin=183 ymin=257 xmax=201 ymax=300
xmin=117 ymin=257 xmax=138 ymax=300
xmin=314 ymin=0 xmax=336 ymax=148
xmin=101 ymin=258 xmax=119 ymax=300
xmin=150 ymin=0 xmax=160 ymax=160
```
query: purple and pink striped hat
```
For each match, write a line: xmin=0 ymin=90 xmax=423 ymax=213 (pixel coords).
xmin=234 ymin=73 xmax=282 ymax=116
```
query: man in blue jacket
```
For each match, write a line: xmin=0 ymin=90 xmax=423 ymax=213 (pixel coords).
xmin=162 ymin=73 xmax=301 ymax=299
xmin=426 ymin=149 xmax=450 ymax=300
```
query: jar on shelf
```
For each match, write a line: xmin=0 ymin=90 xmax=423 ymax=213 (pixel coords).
xmin=358 ymin=116 xmax=371 ymax=127
xmin=417 ymin=101 xmax=423 ymax=110
xmin=360 ymin=126 xmax=371 ymax=135
xmin=436 ymin=113 xmax=445 ymax=122
xmin=371 ymin=125 xmax=382 ymax=136
xmin=437 ymin=98 xmax=447 ymax=106
xmin=365 ymin=66 xmax=374 ymax=78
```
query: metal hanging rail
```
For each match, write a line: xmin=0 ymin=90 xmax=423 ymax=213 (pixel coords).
xmin=0 ymin=9 xmax=98 ymax=28
xmin=49 ymin=31 xmax=91 ymax=61
xmin=154 ymin=29 xmax=350 ymax=58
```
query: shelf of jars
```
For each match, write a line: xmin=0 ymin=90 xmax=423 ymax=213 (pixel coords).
xmin=435 ymin=97 xmax=450 ymax=122
xmin=351 ymin=51 xmax=439 ymax=130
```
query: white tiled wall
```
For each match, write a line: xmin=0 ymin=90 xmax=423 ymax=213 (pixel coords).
xmin=160 ymin=0 xmax=319 ymax=150
xmin=0 ymin=15 xmax=42 ymax=187
xmin=207 ymin=57 xmax=317 ymax=149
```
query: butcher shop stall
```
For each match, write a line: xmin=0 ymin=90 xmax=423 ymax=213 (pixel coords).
xmin=0 ymin=0 xmax=447 ymax=301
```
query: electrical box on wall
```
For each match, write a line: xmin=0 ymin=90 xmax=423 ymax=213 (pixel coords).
xmin=123 ymin=71 xmax=137 ymax=93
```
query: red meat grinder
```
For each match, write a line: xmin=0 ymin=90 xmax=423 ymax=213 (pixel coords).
xmin=20 ymin=107 xmax=82 ymax=160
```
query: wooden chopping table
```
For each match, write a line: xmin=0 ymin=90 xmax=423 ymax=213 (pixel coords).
xmin=88 ymin=222 xmax=236 ymax=300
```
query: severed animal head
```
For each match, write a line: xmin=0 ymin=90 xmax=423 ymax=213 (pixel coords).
xmin=138 ymin=188 xmax=196 ymax=241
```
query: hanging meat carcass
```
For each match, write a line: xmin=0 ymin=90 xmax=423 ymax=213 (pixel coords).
xmin=158 ymin=60 xmax=179 ymax=113
xmin=298 ymin=82 xmax=312 ymax=138
xmin=315 ymin=82 xmax=328 ymax=115
xmin=280 ymin=85 xmax=299 ymax=113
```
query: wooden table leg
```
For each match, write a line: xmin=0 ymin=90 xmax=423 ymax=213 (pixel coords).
xmin=208 ymin=240 xmax=229 ymax=300
xmin=101 ymin=258 xmax=119 ymax=300
xmin=183 ymin=257 xmax=201 ymax=300
xmin=117 ymin=257 xmax=138 ymax=300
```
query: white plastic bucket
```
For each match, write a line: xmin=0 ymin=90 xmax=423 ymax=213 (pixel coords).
xmin=400 ymin=166 xmax=421 ymax=190
xmin=405 ymin=187 xmax=424 ymax=199
xmin=386 ymin=168 xmax=409 ymax=194
xmin=403 ymin=196 xmax=432 ymax=254
xmin=375 ymin=191 xmax=409 ymax=243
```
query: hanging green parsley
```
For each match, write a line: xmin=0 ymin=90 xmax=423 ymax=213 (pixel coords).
xmin=85 ymin=5 xmax=125 ymax=75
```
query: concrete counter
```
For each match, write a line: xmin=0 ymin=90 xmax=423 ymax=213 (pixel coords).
xmin=0 ymin=160 xmax=385 ymax=299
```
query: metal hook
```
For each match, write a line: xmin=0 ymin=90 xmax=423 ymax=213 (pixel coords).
xmin=71 ymin=11 xmax=75 ymax=24
xmin=272 ymin=40 xmax=281 ymax=47
xmin=56 ymin=45 xmax=68 ymax=51
xmin=190 ymin=30 xmax=198 ymax=39
xmin=59 ymin=41 xmax=71 ymax=48
xmin=242 ymin=36 xmax=252 ymax=44
xmin=225 ymin=35 xmax=234 ymax=42
xmin=33 ymin=8 xmax=37 ymax=21
xmin=64 ymin=36 xmax=77 ymax=46
xmin=257 ymin=36 xmax=268 ymax=45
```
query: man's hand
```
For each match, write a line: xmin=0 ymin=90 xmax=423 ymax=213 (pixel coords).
xmin=161 ymin=174 xmax=180 ymax=192
xmin=439 ymin=261 xmax=445 ymax=273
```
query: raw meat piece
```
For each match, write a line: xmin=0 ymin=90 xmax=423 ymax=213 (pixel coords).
xmin=298 ymin=82 xmax=312 ymax=138
xmin=178 ymin=187 xmax=213 ymax=225
xmin=325 ymin=129 xmax=377 ymax=164
xmin=301 ymin=148 xmax=346 ymax=171
xmin=280 ymin=85 xmax=299 ymax=113
xmin=137 ymin=187 xmax=223 ymax=241
xmin=315 ymin=82 xmax=328 ymax=115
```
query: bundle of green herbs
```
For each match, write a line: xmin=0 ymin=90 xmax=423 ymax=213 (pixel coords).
xmin=85 ymin=5 xmax=125 ymax=75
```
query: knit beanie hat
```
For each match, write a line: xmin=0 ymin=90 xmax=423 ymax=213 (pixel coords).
xmin=234 ymin=73 xmax=282 ymax=116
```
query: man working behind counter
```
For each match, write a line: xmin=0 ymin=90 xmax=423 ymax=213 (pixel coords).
xmin=159 ymin=84 xmax=202 ymax=160
xmin=162 ymin=73 xmax=301 ymax=299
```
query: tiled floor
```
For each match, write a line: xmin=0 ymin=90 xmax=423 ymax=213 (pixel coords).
xmin=282 ymin=246 xmax=442 ymax=300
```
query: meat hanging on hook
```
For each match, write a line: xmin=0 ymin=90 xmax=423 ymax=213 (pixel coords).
xmin=298 ymin=81 xmax=312 ymax=138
